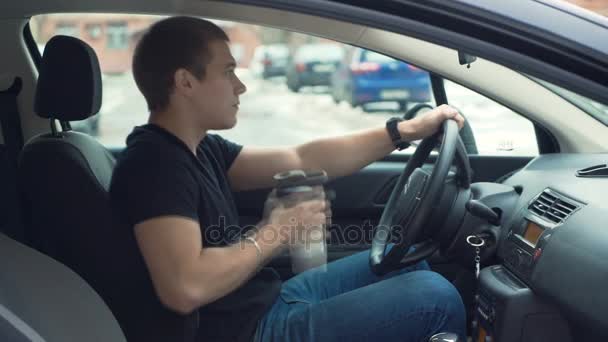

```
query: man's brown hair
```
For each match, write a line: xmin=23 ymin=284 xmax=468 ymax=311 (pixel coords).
xmin=132 ymin=16 xmax=229 ymax=112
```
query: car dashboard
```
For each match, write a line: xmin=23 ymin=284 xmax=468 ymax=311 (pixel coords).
xmin=472 ymin=153 xmax=608 ymax=341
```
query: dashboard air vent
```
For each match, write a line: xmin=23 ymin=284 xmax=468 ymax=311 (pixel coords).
xmin=528 ymin=189 xmax=580 ymax=224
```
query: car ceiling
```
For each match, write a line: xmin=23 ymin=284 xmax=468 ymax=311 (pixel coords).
xmin=450 ymin=0 xmax=608 ymax=58
xmin=0 ymin=0 xmax=606 ymax=153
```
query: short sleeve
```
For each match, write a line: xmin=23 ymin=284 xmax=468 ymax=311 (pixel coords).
xmin=110 ymin=154 xmax=200 ymax=227
xmin=207 ymin=134 xmax=243 ymax=170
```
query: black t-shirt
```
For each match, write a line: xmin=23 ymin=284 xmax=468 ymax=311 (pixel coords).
xmin=109 ymin=124 xmax=281 ymax=342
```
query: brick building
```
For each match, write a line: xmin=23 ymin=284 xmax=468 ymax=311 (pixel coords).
xmin=31 ymin=14 xmax=261 ymax=74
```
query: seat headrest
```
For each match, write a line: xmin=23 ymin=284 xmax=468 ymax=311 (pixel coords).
xmin=34 ymin=35 xmax=102 ymax=121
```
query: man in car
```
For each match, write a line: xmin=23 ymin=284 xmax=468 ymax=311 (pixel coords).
xmin=109 ymin=16 xmax=466 ymax=342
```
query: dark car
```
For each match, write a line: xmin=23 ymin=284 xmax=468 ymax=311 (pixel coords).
xmin=331 ymin=48 xmax=431 ymax=110
xmin=286 ymin=43 xmax=344 ymax=92
xmin=250 ymin=44 xmax=289 ymax=79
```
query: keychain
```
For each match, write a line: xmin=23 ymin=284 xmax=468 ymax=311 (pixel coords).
xmin=466 ymin=235 xmax=485 ymax=279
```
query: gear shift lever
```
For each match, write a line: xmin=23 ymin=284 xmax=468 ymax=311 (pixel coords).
xmin=429 ymin=332 xmax=460 ymax=342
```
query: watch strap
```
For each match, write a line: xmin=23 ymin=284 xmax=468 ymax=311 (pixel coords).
xmin=386 ymin=117 xmax=410 ymax=150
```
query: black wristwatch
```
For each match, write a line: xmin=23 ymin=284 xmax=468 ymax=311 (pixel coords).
xmin=386 ymin=117 xmax=410 ymax=151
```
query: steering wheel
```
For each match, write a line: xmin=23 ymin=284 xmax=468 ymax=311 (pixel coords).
xmin=370 ymin=119 xmax=472 ymax=276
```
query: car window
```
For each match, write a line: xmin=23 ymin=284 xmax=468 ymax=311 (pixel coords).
xmin=444 ymin=80 xmax=539 ymax=156
xmin=29 ymin=13 xmax=437 ymax=152
xmin=264 ymin=45 xmax=289 ymax=58
xmin=362 ymin=50 xmax=395 ymax=63
xmin=29 ymin=14 xmax=540 ymax=157
xmin=294 ymin=44 xmax=344 ymax=61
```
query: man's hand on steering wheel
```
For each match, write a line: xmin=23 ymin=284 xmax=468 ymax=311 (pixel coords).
xmin=370 ymin=107 xmax=472 ymax=276
xmin=399 ymin=104 xmax=465 ymax=141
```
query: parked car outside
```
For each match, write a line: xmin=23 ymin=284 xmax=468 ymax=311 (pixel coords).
xmin=286 ymin=43 xmax=344 ymax=92
xmin=331 ymin=48 xmax=431 ymax=111
xmin=250 ymin=44 xmax=289 ymax=79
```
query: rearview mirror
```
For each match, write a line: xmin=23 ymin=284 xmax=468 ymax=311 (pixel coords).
xmin=458 ymin=51 xmax=477 ymax=67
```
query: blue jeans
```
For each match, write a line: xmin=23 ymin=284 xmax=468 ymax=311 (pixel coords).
xmin=253 ymin=246 xmax=466 ymax=342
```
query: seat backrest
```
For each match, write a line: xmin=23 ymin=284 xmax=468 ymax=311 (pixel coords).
xmin=18 ymin=35 xmax=128 ymax=337
xmin=0 ymin=232 xmax=126 ymax=341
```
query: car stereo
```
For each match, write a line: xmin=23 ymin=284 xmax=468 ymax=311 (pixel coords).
xmin=503 ymin=211 xmax=552 ymax=283
xmin=502 ymin=187 xmax=584 ymax=283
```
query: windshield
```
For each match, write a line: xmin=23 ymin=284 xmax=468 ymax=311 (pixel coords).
xmin=589 ymin=100 xmax=608 ymax=117
xmin=534 ymin=78 xmax=608 ymax=126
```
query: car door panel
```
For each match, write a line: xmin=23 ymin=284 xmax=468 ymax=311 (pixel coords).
xmin=235 ymin=154 xmax=532 ymax=277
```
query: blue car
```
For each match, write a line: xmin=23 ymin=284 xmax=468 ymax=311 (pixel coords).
xmin=331 ymin=48 xmax=431 ymax=110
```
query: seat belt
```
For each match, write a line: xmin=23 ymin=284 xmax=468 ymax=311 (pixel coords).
xmin=0 ymin=77 xmax=25 ymax=241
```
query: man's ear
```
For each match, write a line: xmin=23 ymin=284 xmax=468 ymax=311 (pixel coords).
xmin=173 ymin=68 xmax=195 ymax=96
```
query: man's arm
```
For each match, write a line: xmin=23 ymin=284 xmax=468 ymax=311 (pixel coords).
xmin=134 ymin=198 xmax=326 ymax=314
xmin=228 ymin=104 xmax=464 ymax=191
xmin=134 ymin=217 xmax=281 ymax=314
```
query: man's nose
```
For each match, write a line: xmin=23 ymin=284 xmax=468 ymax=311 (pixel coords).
xmin=235 ymin=77 xmax=247 ymax=95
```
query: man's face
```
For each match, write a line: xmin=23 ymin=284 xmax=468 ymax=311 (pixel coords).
xmin=183 ymin=40 xmax=247 ymax=130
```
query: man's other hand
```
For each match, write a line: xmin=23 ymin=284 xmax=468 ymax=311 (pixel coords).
xmin=265 ymin=191 xmax=327 ymax=246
